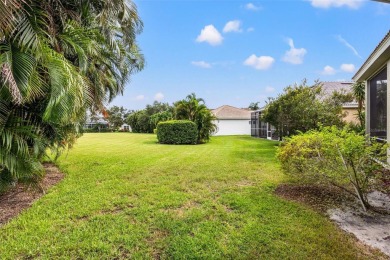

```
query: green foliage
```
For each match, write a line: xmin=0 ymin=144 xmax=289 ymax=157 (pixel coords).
xmin=262 ymin=81 xmax=351 ymax=139
xmin=157 ymin=120 xmax=198 ymax=144
xmin=150 ymin=111 xmax=173 ymax=127
xmin=145 ymin=101 xmax=173 ymax=116
xmin=174 ymin=93 xmax=217 ymax=143
xmin=106 ymin=106 xmax=131 ymax=130
xmin=248 ymin=102 xmax=260 ymax=110
xmin=126 ymin=110 xmax=152 ymax=133
xmin=352 ymin=81 xmax=365 ymax=130
xmin=277 ymin=126 xmax=387 ymax=210
xmin=0 ymin=0 xmax=144 ymax=190
xmin=126 ymin=102 xmax=173 ymax=133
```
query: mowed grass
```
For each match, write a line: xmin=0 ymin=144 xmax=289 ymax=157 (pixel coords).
xmin=0 ymin=133 xmax=382 ymax=259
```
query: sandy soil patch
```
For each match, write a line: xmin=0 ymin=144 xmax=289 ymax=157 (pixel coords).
xmin=276 ymin=184 xmax=390 ymax=258
xmin=328 ymin=191 xmax=390 ymax=257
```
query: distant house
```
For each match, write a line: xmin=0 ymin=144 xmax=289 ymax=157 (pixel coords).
xmin=211 ymin=105 xmax=252 ymax=135
xmin=251 ymin=81 xmax=359 ymax=140
xmin=120 ymin=124 xmax=131 ymax=132
xmin=84 ymin=113 xmax=131 ymax=132
xmin=353 ymin=30 xmax=389 ymax=142
xmin=320 ymin=81 xmax=359 ymax=124
xmin=84 ymin=116 xmax=109 ymax=130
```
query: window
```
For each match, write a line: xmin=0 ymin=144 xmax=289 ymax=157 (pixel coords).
xmin=369 ymin=67 xmax=387 ymax=140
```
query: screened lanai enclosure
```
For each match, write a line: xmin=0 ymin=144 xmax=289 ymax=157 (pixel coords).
xmin=250 ymin=110 xmax=278 ymax=140
xmin=368 ymin=67 xmax=387 ymax=141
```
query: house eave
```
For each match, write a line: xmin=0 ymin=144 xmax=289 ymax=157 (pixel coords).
xmin=353 ymin=31 xmax=390 ymax=81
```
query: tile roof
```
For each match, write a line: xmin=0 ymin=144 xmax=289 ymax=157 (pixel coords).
xmin=320 ymin=81 xmax=352 ymax=96
xmin=212 ymin=105 xmax=252 ymax=120
xmin=319 ymin=81 xmax=358 ymax=108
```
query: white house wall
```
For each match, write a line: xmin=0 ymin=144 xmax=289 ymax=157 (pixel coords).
xmin=213 ymin=120 xmax=251 ymax=136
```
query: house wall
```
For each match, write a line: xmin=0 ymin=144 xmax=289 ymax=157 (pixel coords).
xmin=342 ymin=108 xmax=359 ymax=124
xmin=120 ymin=124 xmax=132 ymax=132
xmin=213 ymin=119 xmax=251 ymax=136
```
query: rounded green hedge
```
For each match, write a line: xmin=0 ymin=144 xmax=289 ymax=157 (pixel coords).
xmin=157 ymin=120 xmax=198 ymax=144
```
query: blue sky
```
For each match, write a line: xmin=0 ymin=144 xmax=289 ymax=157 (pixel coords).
xmin=111 ymin=0 xmax=390 ymax=110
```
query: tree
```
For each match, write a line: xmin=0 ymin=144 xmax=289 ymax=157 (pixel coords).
xmin=125 ymin=102 xmax=173 ymax=133
xmin=126 ymin=110 xmax=152 ymax=133
xmin=262 ymin=81 xmax=351 ymax=139
xmin=248 ymin=102 xmax=260 ymax=110
xmin=145 ymin=101 xmax=173 ymax=116
xmin=0 ymin=0 xmax=144 ymax=191
xmin=106 ymin=106 xmax=131 ymax=130
xmin=352 ymin=81 xmax=365 ymax=130
xmin=150 ymin=111 xmax=173 ymax=129
xmin=174 ymin=93 xmax=217 ymax=143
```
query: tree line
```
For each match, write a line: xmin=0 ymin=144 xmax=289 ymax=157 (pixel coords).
xmin=100 ymin=93 xmax=217 ymax=143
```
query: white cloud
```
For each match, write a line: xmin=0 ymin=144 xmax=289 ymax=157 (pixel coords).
xmin=340 ymin=63 xmax=355 ymax=73
xmin=223 ymin=20 xmax=242 ymax=33
xmin=336 ymin=35 xmax=361 ymax=58
xmin=136 ymin=94 xmax=145 ymax=101
xmin=154 ymin=92 xmax=164 ymax=101
xmin=322 ymin=65 xmax=336 ymax=75
xmin=196 ymin=25 xmax=223 ymax=46
xmin=265 ymin=86 xmax=275 ymax=93
xmin=191 ymin=61 xmax=212 ymax=69
xmin=309 ymin=0 xmax=363 ymax=9
xmin=282 ymin=38 xmax=307 ymax=65
xmin=245 ymin=3 xmax=261 ymax=11
xmin=244 ymin=55 xmax=275 ymax=70
xmin=247 ymin=27 xmax=255 ymax=32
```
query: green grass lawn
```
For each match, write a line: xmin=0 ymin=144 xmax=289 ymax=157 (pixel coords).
xmin=0 ymin=133 xmax=383 ymax=259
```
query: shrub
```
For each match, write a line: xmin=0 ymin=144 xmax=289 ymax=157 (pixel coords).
xmin=157 ymin=120 xmax=198 ymax=144
xmin=174 ymin=93 xmax=217 ymax=143
xmin=277 ymin=126 xmax=387 ymax=211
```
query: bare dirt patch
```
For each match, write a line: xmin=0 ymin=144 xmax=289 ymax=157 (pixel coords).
xmin=167 ymin=200 xmax=201 ymax=218
xmin=329 ymin=191 xmax=390 ymax=258
xmin=275 ymin=184 xmax=355 ymax=213
xmin=275 ymin=184 xmax=390 ymax=258
xmin=0 ymin=163 xmax=64 ymax=225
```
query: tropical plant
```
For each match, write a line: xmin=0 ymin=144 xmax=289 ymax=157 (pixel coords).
xmin=277 ymin=126 xmax=387 ymax=211
xmin=351 ymin=81 xmax=365 ymax=131
xmin=174 ymin=93 xmax=217 ymax=143
xmin=0 ymin=0 xmax=144 ymax=191
xmin=248 ymin=102 xmax=260 ymax=110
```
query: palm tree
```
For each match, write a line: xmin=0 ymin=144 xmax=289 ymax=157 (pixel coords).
xmin=175 ymin=93 xmax=217 ymax=143
xmin=248 ymin=102 xmax=260 ymax=110
xmin=352 ymin=81 xmax=365 ymax=129
xmin=0 ymin=0 xmax=144 ymax=191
